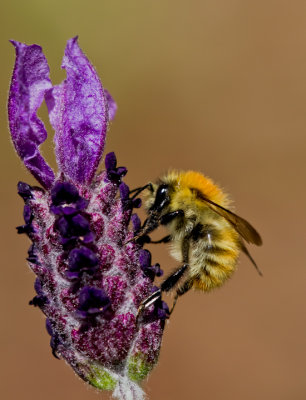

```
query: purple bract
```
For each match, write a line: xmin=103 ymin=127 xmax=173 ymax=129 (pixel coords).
xmin=9 ymin=37 xmax=168 ymax=400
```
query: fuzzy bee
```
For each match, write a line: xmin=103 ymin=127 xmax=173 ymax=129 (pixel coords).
xmin=130 ymin=170 xmax=262 ymax=316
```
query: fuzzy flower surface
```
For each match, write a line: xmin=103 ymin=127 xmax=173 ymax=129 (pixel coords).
xmin=9 ymin=37 xmax=169 ymax=399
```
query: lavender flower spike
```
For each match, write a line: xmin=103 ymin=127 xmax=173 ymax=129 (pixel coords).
xmin=9 ymin=38 xmax=168 ymax=400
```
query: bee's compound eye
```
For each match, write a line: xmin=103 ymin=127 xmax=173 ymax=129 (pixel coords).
xmin=156 ymin=184 xmax=169 ymax=199
xmin=158 ymin=185 xmax=168 ymax=195
xmin=153 ymin=184 xmax=170 ymax=211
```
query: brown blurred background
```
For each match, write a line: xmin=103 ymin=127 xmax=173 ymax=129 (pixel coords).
xmin=1 ymin=1 xmax=306 ymax=399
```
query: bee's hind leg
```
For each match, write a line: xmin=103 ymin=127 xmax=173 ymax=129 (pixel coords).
xmin=137 ymin=236 xmax=190 ymax=322
xmin=170 ymin=279 xmax=192 ymax=314
xmin=136 ymin=264 xmax=189 ymax=324
xmin=138 ymin=263 xmax=189 ymax=311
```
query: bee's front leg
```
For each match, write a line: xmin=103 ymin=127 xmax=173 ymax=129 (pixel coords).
xmin=160 ymin=209 xmax=184 ymax=225
xmin=129 ymin=183 xmax=153 ymax=199
xmin=150 ymin=235 xmax=171 ymax=244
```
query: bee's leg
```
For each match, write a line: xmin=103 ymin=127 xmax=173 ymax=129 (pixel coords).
xmin=160 ymin=264 xmax=189 ymax=292
xmin=150 ymin=235 xmax=171 ymax=244
xmin=170 ymin=279 xmax=192 ymax=314
xmin=138 ymin=288 xmax=162 ymax=311
xmin=136 ymin=209 xmax=183 ymax=242
xmin=139 ymin=263 xmax=189 ymax=310
xmin=137 ymin=263 xmax=189 ymax=324
xmin=159 ymin=234 xmax=190 ymax=293
xmin=137 ymin=236 xmax=190 ymax=321
xmin=129 ymin=183 xmax=153 ymax=199
xmin=160 ymin=210 xmax=184 ymax=225
xmin=165 ymin=235 xmax=191 ymax=314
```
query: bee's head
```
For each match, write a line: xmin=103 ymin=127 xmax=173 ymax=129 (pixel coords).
xmin=130 ymin=182 xmax=171 ymax=242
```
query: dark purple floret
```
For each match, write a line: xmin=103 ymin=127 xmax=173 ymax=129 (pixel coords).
xmin=29 ymin=277 xmax=48 ymax=307
xmin=55 ymin=213 xmax=91 ymax=239
xmin=45 ymin=318 xmax=53 ymax=336
xmin=131 ymin=214 xmax=151 ymax=246
xmin=46 ymin=319 xmax=62 ymax=359
xmin=105 ymin=151 xmax=117 ymax=171
xmin=150 ymin=263 xmax=163 ymax=277
xmin=71 ymin=214 xmax=91 ymax=236
xmin=51 ymin=182 xmax=93 ymax=243
xmin=76 ymin=286 xmax=111 ymax=319
xmin=139 ymin=249 xmax=151 ymax=269
xmin=26 ymin=244 xmax=41 ymax=265
xmin=17 ymin=181 xmax=33 ymax=201
xmin=131 ymin=213 xmax=141 ymax=232
xmin=16 ymin=224 xmax=32 ymax=235
xmin=119 ymin=182 xmax=129 ymax=202
xmin=55 ymin=216 xmax=70 ymax=236
xmin=119 ymin=182 xmax=142 ymax=211
xmin=67 ymin=246 xmax=99 ymax=280
xmin=155 ymin=299 xmax=170 ymax=320
xmin=50 ymin=181 xmax=89 ymax=215
xmin=51 ymin=181 xmax=79 ymax=205
xmin=105 ymin=152 xmax=127 ymax=184
xmin=16 ymin=205 xmax=34 ymax=235
xmin=139 ymin=249 xmax=164 ymax=281
xmin=68 ymin=247 xmax=99 ymax=270
xmin=23 ymin=204 xmax=33 ymax=224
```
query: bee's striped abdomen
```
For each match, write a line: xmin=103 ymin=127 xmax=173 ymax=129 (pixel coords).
xmin=189 ymin=221 xmax=240 ymax=292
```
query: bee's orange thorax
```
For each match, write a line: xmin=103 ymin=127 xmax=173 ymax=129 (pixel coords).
xmin=164 ymin=170 xmax=230 ymax=208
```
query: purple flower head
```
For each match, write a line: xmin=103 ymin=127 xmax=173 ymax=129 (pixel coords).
xmin=9 ymin=38 xmax=168 ymax=399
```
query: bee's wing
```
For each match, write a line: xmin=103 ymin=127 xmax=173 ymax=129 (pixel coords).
xmin=240 ymin=241 xmax=263 ymax=276
xmin=200 ymin=195 xmax=262 ymax=246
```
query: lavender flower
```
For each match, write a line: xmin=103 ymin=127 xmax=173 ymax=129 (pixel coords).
xmin=9 ymin=37 xmax=169 ymax=399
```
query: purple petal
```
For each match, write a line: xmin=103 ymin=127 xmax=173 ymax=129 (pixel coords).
xmin=17 ymin=181 xmax=33 ymax=201
xmin=23 ymin=205 xmax=32 ymax=224
xmin=105 ymin=89 xmax=117 ymax=121
xmin=105 ymin=152 xmax=117 ymax=171
xmin=116 ymin=167 xmax=127 ymax=177
xmin=45 ymin=319 xmax=53 ymax=336
xmin=68 ymin=246 xmax=99 ymax=271
xmin=51 ymin=181 xmax=80 ymax=205
xmin=77 ymin=286 xmax=111 ymax=318
xmin=8 ymin=41 xmax=55 ymax=189
xmin=46 ymin=37 xmax=110 ymax=185
xmin=131 ymin=213 xmax=141 ymax=231
xmin=119 ymin=182 xmax=130 ymax=201
xmin=139 ymin=249 xmax=151 ymax=269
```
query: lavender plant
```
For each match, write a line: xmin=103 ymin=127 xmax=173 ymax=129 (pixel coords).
xmin=9 ymin=37 xmax=169 ymax=400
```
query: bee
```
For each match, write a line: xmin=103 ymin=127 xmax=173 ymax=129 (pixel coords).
xmin=130 ymin=170 xmax=262 ymax=316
